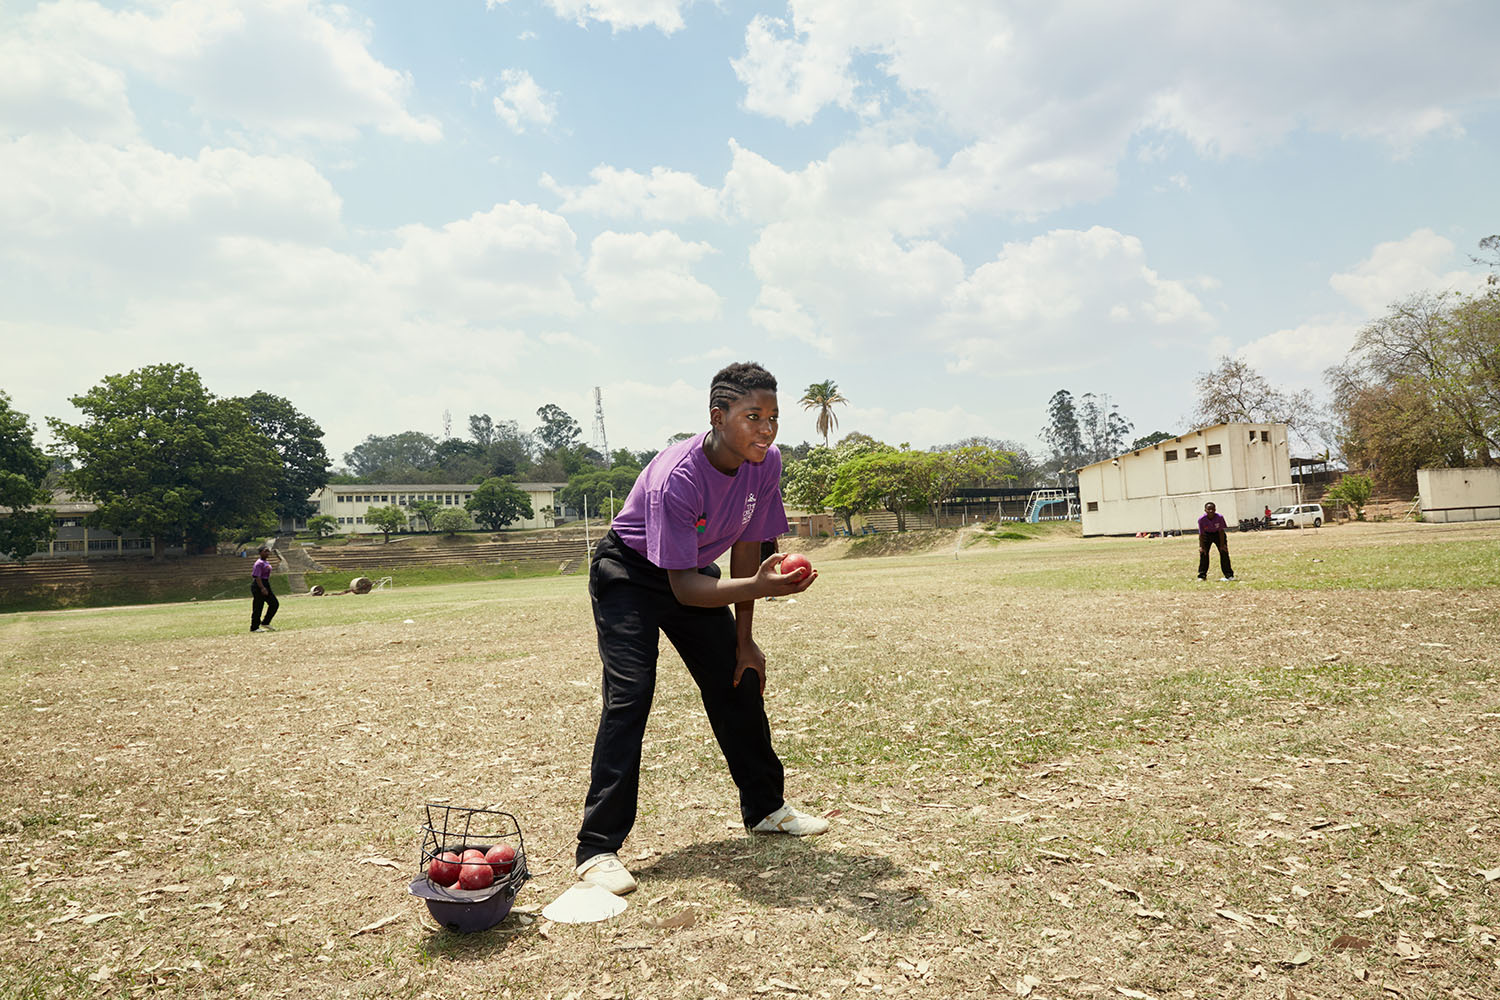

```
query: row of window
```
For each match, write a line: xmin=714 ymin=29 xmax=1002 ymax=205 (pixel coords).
xmin=49 ymin=535 xmax=150 ymax=549
xmin=336 ymin=493 xmax=471 ymax=506
xmin=1163 ymin=444 xmax=1223 ymax=462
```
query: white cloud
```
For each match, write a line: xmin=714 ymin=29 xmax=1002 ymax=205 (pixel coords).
xmin=725 ymin=133 xmax=1117 ymax=236
xmin=586 ymin=230 xmax=722 ymax=323
xmin=1234 ymin=228 xmax=1489 ymax=381
xmin=537 ymin=330 xmax=600 ymax=355
xmin=536 ymin=0 xmax=694 ymax=35
xmin=747 ymin=219 xmax=964 ymax=352
xmin=541 ymin=165 xmax=721 ymax=221
xmin=1236 ymin=319 xmax=1360 ymax=378
xmin=745 ymin=221 xmax=1210 ymax=371
xmin=732 ymin=14 xmax=856 ymax=125
xmin=493 ymin=69 xmax=557 ymax=133
xmin=933 ymin=227 xmax=1212 ymax=373
xmin=374 ymin=202 xmax=584 ymax=322
xmin=1328 ymin=228 xmax=1488 ymax=315
xmin=0 ymin=134 xmax=343 ymax=299
xmin=26 ymin=0 xmax=441 ymax=142
xmin=731 ymin=1 xmax=1500 ymax=205
xmin=0 ymin=34 xmax=136 ymax=142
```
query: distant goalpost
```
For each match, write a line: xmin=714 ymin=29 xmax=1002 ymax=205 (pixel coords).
xmin=1155 ymin=483 xmax=1304 ymax=535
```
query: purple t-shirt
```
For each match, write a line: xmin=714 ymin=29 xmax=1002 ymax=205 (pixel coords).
xmin=1198 ymin=512 xmax=1227 ymax=535
xmin=610 ymin=431 xmax=789 ymax=570
xmin=252 ymin=557 xmax=272 ymax=581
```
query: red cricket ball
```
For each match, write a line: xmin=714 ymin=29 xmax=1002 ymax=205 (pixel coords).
xmin=428 ymin=851 xmax=461 ymax=886
xmin=460 ymin=848 xmax=485 ymax=863
xmin=458 ymin=858 xmax=494 ymax=890
xmin=780 ymin=553 xmax=813 ymax=581
xmin=484 ymin=843 xmax=517 ymax=875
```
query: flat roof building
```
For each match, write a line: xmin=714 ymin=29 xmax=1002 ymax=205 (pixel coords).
xmin=303 ymin=482 xmax=568 ymax=535
xmin=1077 ymin=423 xmax=1298 ymax=536
xmin=1417 ymin=467 xmax=1500 ymax=523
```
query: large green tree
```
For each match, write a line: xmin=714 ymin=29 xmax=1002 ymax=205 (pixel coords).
xmin=49 ymin=364 xmax=278 ymax=553
xmin=237 ymin=391 xmax=330 ymax=521
xmin=799 ymin=380 xmax=849 ymax=447
xmin=0 ymin=391 xmax=55 ymax=561
xmin=1327 ymin=289 xmax=1500 ymax=490
xmin=917 ymin=445 xmax=1014 ymax=525
xmin=364 ymin=504 xmax=409 ymax=542
xmin=433 ymin=508 xmax=472 ymax=536
xmin=342 ymin=431 xmax=439 ymax=480
xmin=558 ymin=466 xmax=641 ymax=519
xmin=412 ymin=499 xmax=442 ymax=532
xmin=534 ymin=404 xmax=582 ymax=454
xmin=1076 ymin=393 xmax=1133 ymax=465
xmin=466 ymin=477 xmax=534 ymax=530
xmin=783 ymin=436 xmax=889 ymax=533
xmin=469 ymin=413 xmax=495 ymax=449
xmin=823 ymin=448 xmax=930 ymax=532
xmin=1040 ymin=389 xmax=1085 ymax=476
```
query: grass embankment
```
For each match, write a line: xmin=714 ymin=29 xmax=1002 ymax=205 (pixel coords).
xmin=304 ymin=562 xmax=564 ymax=591
xmin=0 ymin=574 xmax=292 ymax=614
xmin=1 ymin=520 xmax=1496 ymax=999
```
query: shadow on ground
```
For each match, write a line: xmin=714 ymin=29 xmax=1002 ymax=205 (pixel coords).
xmin=637 ymin=836 xmax=929 ymax=931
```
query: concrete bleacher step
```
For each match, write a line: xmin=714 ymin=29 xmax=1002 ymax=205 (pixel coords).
xmin=302 ymin=539 xmax=588 ymax=570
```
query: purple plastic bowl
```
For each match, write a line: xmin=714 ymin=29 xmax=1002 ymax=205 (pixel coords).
xmin=408 ymin=876 xmax=519 ymax=934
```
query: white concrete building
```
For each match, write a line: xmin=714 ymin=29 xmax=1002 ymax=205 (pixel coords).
xmin=1077 ymin=423 xmax=1298 ymax=536
xmin=1417 ymin=467 xmax=1500 ymax=523
xmin=309 ymin=482 xmax=566 ymax=534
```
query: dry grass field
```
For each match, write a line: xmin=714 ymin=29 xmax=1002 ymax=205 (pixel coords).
xmin=1 ymin=520 xmax=1497 ymax=1000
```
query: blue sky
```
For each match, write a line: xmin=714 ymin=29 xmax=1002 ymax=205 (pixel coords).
xmin=3 ymin=0 xmax=1497 ymax=468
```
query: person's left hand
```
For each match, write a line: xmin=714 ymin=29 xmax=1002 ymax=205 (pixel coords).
xmin=734 ymin=637 xmax=767 ymax=695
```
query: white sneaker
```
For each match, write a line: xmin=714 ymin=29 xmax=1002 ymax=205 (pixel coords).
xmin=749 ymin=805 xmax=829 ymax=836
xmin=259 ymin=625 xmax=277 ymax=632
xmin=576 ymin=852 xmax=637 ymax=896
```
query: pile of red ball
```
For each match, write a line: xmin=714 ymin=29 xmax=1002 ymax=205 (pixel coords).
xmin=427 ymin=843 xmax=519 ymax=890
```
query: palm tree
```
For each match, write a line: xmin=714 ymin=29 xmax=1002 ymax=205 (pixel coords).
xmin=800 ymin=380 xmax=849 ymax=447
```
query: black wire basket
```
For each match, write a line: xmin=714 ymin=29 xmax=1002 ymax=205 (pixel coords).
xmin=407 ymin=803 xmax=531 ymax=933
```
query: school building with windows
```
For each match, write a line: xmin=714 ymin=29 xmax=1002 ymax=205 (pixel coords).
xmin=305 ymin=482 xmax=569 ymax=534
xmin=1076 ymin=423 xmax=1299 ymax=536
xmin=0 ymin=492 xmax=160 ymax=560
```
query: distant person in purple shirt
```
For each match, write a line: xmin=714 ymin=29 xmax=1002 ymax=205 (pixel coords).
xmin=1197 ymin=502 xmax=1235 ymax=581
xmin=573 ymin=362 xmax=823 ymax=897
xmin=250 ymin=546 xmax=279 ymax=632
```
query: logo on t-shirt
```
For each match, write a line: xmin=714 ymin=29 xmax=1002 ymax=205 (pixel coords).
xmin=742 ymin=492 xmax=757 ymax=526
xmin=695 ymin=514 xmax=707 ymax=534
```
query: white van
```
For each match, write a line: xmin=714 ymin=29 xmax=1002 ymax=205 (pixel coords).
xmin=1269 ymin=503 xmax=1324 ymax=528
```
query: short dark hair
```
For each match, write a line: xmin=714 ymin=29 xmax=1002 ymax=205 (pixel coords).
xmin=710 ymin=362 xmax=777 ymax=412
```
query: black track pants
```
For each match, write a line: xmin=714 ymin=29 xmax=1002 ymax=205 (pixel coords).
xmin=1197 ymin=532 xmax=1233 ymax=579
xmin=576 ymin=532 xmax=785 ymax=866
xmin=251 ymin=583 xmax=279 ymax=630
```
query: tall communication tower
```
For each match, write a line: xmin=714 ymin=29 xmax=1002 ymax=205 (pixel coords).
xmin=591 ymin=386 xmax=610 ymax=467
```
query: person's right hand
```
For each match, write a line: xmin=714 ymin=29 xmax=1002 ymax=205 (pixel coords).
xmin=757 ymin=552 xmax=817 ymax=597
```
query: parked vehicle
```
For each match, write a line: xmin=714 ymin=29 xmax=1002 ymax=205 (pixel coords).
xmin=1269 ymin=503 xmax=1324 ymax=528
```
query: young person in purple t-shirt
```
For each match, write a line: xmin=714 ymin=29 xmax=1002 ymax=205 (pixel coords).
xmin=250 ymin=546 xmax=279 ymax=632
xmin=574 ymin=362 xmax=823 ymax=896
xmin=1196 ymin=502 xmax=1235 ymax=581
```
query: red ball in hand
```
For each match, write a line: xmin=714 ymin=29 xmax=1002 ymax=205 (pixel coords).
xmin=458 ymin=858 xmax=494 ymax=890
xmin=780 ymin=553 xmax=813 ymax=581
xmin=484 ymin=843 xmax=517 ymax=875
xmin=428 ymin=851 xmax=461 ymax=886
